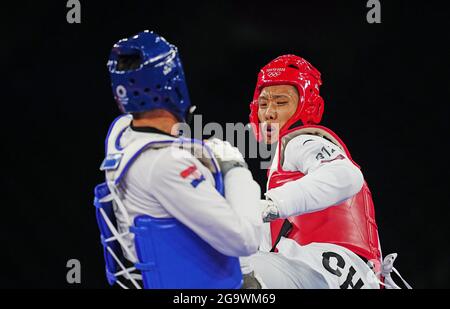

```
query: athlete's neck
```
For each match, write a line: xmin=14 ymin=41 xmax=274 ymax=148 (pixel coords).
xmin=133 ymin=109 xmax=179 ymax=136
xmin=132 ymin=110 xmax=179 ymax=136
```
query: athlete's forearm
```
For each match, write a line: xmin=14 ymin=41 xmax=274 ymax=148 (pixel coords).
xmin=266 ymin=159 xmax=364 ymax=218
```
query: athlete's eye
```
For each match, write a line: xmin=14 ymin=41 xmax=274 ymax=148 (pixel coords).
xmin=277 ymin=101 xmax=288 ymax=106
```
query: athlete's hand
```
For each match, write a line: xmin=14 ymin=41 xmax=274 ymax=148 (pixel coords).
xmin=261 ymin=198 xmax=280 ymax=223
xmin=204 ymin=138 xmax=247 ymax=175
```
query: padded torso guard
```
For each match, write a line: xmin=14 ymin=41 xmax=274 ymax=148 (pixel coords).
xmin=268 ymin=125 xmax=381 ymax=263
xmin=96 ymin=115 xmax=241 ymax=289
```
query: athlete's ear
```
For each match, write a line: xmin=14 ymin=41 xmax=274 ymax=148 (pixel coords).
xmin=303 ymin=95 xmax=324 ymax=124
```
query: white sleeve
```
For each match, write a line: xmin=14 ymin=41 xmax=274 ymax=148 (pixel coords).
xmin=148 ymin=148 xmax=262 ymax=257
xmin=265 ymin=135 xmax=364 ymax=218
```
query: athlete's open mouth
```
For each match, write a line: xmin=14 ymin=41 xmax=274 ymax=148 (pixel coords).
xmin=263 ymin=123 xmax=278 ymax=138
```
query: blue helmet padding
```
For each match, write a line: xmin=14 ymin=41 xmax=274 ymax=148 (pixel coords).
xmin=107 ymin=30 xmax=191 ymax=121
xmin=131 ymin=215 xmax=243 ymax=289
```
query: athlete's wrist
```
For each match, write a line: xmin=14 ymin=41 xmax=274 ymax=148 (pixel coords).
xmin=262 ymin=198 xmax=280 ymax=223
xmin=204 ymin=138 xmax=247 ymax=176
xmin=219 ymin=160 xmax=248 ymax=176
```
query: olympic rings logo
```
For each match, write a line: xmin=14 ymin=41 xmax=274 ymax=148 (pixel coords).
xmin=267 ymin=72 xmax=281 ymax=78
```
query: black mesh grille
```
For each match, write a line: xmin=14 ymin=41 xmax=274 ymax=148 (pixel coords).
xmin=117 ymin=53 xmax=142 ymax=71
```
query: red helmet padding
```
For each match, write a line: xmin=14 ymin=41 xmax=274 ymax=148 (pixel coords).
xmin=249 ymin=55 xmax=324 ymax=141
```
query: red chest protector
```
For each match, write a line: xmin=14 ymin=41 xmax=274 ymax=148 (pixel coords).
xmin=269 ymin=125 xmax=381 ymax=263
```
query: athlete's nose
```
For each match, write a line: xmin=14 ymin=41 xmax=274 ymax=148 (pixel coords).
xmin=264 ymin=103 xmax=277 ymax=121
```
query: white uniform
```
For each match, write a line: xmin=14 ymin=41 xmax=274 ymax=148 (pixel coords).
xmin=110 ymin=119 xmax=263 ymax=262
xmin=246 ymin=134 xmax=380 ymax=289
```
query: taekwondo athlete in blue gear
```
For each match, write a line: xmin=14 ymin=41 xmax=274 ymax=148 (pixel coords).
xmin=93 ymin=31 xmax=263 ymax=289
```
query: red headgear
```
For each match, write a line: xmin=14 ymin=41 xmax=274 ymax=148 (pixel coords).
xmin=249 ymin=54 xmax=324 ymax=141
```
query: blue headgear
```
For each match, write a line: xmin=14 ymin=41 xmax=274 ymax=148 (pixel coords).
xmin=107 ymin=31 xmax=192 ymax=122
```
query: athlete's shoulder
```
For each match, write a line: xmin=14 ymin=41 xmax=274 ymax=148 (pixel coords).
xmin=139 ymin=143 xmax=198 ymax=170
xmin=285 ymin=132 xmax=342 ymax=156
xmin=288 ymin=133 xmax=326 ymax=146
xmin=282 ymin=130 xmax=349 ymax=173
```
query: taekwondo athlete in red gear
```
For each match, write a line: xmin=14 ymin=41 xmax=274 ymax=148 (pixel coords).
xmin=244 ymin=55 xmax=383 ymax=289
xmin=94 ymin=31 xmax=263 ymax=288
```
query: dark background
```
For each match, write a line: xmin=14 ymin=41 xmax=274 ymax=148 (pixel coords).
xmin=1 ymin=0 xmax=449 ymax=288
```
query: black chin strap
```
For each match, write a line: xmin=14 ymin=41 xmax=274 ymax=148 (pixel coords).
xmin=287 ymin=119 xmax=304 ymax=131
xmin=186 ymin=105 xmax=197 ymax=125
xmin=176 ymin=106 xmax=197 ymax=137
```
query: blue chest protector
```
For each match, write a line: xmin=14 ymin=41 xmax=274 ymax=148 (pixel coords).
xmin=93 ymin=115 xmax=242 ymax=289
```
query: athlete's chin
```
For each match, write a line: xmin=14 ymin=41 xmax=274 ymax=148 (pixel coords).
xmin=262 ymin=134 xmax=279 ymax=145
